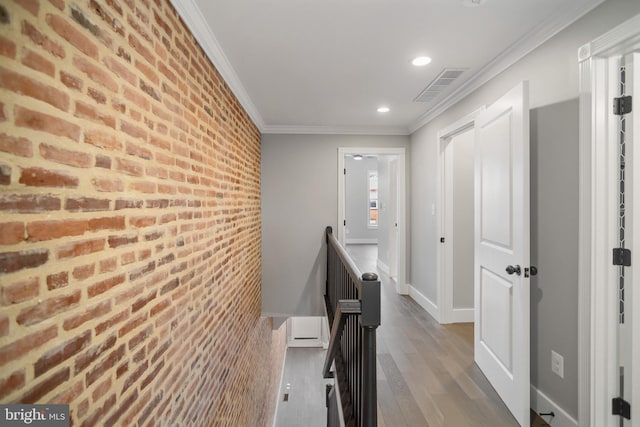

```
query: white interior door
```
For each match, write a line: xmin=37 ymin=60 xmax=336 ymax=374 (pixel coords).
xmin=474 ymin=81 xmax=530 ymax=426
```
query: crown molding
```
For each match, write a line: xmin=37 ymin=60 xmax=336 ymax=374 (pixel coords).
xmin=169 ymin=0 xmax=265 ymax=130
xmin=408 ymin=0 xmax=606 ymax=134
xmin=261 ymin=125 xmax=410 ymax=136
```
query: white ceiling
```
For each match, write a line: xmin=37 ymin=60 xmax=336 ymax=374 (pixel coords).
xmin=172 ymin=0 xmax=604 ymax=135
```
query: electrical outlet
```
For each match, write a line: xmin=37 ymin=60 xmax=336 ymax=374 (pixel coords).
xmin=551 ymin=350 xmax=564 ymax=378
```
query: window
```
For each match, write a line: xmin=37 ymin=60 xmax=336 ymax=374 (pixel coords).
xmin=368 ymin=171 xmax=378 ymax=227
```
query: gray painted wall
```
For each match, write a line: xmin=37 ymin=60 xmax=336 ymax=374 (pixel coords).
xmin=451 ymin=130 xmax=474 ymax=309
xmin=409 ymin=0 xmax=640 ymax=419
xmin=530 ymin=99 xmax=579 ymax=416
xmin=261 ymin=134 xmax=410 ymax=317
xmin=376 ymin=156 xmax=394 ymax=272
xmin=345 ymin=156 xmax=378 ymax=242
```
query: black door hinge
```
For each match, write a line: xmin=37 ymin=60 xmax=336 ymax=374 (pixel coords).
xmin=612 ymin=397 xmax=631 ymax=420
xmin=613 ymin=96 xmax=632 ymax=115
xmin=613 ymin=248 xmax=631 ymax=266
xmin=344 ymin=220 xmax=346 ymax=226
xmin=440 ymin=237 xmax=445 ymax=243
xmin=344 ymin=168 xmax=346 ymax=175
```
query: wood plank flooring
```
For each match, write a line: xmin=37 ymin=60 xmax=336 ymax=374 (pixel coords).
xmin=273 ymin=244 xmax=548 ymax=426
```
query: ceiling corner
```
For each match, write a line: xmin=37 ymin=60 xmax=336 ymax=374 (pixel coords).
xmin=169 ymin=0 xmax=266 ymax=131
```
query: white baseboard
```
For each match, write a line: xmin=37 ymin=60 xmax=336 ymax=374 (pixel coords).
xmin=408 ymin=285 xmax=440 ymax=322
xmin=345 ymin=238 xmax=378 ymax=244
xmin=377 ymin=259 xmax=389 ymax=275
xmin=450 ymin=308 xmax=474 ymax=323
xmin=530 ymin=385 xmax=578 ymax=427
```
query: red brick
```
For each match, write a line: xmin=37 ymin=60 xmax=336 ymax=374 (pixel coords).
xmin=40 ymin=143 xmax=93 ymax=168
xmin=115 ymin=157 xmax=144 ymax=176
xmin=0 ymin=315 xmax=8 ymax=337
xmin=34 ymin=330 xmax=91 ymax=377
xmin=88 ymin=216 xmax=126 ymax=231
xmin=20 ymin=367 xmax=70 ymax=403
xmin=103 ymin=55 xmax=136 ymax=85
xmin=85 ymin=344 xmax=125 ymax=385
xmin=92 ymin=176 xmax=124 ymax=192
xmin=87 ymin=86 xmax=107 ymax=104
xmin=14 ymin=0 xmax=40 ymax=16
xmin=99 ymin=256 xmax=117 ymax=273
xmin=27 ymin=219 xmax=88 ymax=241
xmin=95 ymin=310 xmax=128 ymax=336
xmin=0 ymin=67 xmax=69 ymax=110
xmin=0 ymin=249 xmax=49 ymax=274
xmin=22 ymin=20 xmax=65 ymax=58
xmin=118 ymin=312 xmax=147 ymax=338
xmin=123 ymin=86 xmax=150 ymax=110
xmin=60 ymin=70 xmax=83 ymax=91
xmin=15 ymin=107 xmax=81 ymax=141
xmin=19 ymin=167 xmax=78 ymax=188
xmin=130 ymin=216 xmax=156 ymax=228
xmin=50 ymin=379 xmax=84 ymax=405
xmin=104 ymin=389 xmax=137 ymax=426
xmin=80 ymin=394 xmax=116 ymax=427
xmin=47 ymin=272 xmax=69 ymax=290
xmin=84 ymin=129 xmax=123 ymax=151
xmin=72 ymin=55 xmax=118 ymax=91
xmin=57 ymin=238 xmax=105 ymax=259
xmin=128 ymin=33 xmax=154 ymax=65
xmin=2 ymin=277 xmax=39 ymax=305
xmin=0 ymin=370 xmax=26 ymax=399
xmin=0 ymin=325 xmax=57 ymax=367
xmin=47 ymin=14 xmax=98 ymax=59
xmin=49 ymin=0 xmax=64 ymax=10
xmin=72 ymin=263 xmax=95 ymax=280
xmin=22 ymin=48 xmax=55 ymax=77
xmin=129 ymin=181 xmax=155 ymax=193
xmin=16 ymin=290 xmax=81 ymax=326
xmin=65 ymin=197 xmax=110 ymax=211
xmin=121 ymin=120 xmax=148 ymax=141
xmin=87 ymin=273 xmax=125 ymax=297
xmin=0 ymin=35 xmax=16 ymax=59
xmin=63 ymin=300 xmax=111 ymax=331
xmin=0 ymin=133 xmax=33 ymax=158
xmin=92 ymin=377 xmax=112 ymax=402
xmin=95 ymin=154 xmax=111 ymax=169
xmin=74 ymin=334 xmax=117 ymax=374
xmin=121 ymin=360 xmax=147 ymax=393
xmin=0 ymin=222 xmax=24 ymax=244
xmin=108 ymin=234 xmax=138 ymax=248
xmin=75 ymin=101 xmax=116 ymax=128
xmin=0 ymin=163 xmax=10 ymax=185
xmin=0 ymin=194 xmax=60 ymax=213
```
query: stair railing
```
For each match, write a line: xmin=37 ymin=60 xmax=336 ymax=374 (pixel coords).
xmin=323 ymin=226 xmax=380 ymax=427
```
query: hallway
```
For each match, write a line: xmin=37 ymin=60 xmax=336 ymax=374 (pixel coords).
xmin=346 ymin=244 xmax=520 ymax=427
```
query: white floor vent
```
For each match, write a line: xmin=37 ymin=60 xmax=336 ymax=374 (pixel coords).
xmin=414 ymin=68 xmax=467 ymax=103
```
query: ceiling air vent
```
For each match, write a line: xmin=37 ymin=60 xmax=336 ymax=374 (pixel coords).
xmin=414 ymin=68 xmax=467 ymax=103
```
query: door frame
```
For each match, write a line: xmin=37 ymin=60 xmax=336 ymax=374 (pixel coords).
xmin=338 ymin=147 xmax=407 ymax=294
xmin=578 ymin=13 xmax=640 ymax=427
xmin=437 ymin=108 xmax=484 ymax=323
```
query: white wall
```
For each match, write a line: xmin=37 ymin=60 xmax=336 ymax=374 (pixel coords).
xmin=345 ymin=156 xmax=378 ymax=243
xmin=410 ymin=0 xmax=640 ymax=419
xmin=261 ymin=134 xmax=410 ymax=317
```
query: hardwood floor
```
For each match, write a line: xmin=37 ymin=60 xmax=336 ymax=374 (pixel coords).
xmin=274 ymin=244 xmax=548 ymax=426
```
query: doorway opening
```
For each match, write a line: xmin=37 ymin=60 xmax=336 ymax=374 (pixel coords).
xmin=438 ymin=109 xmax=483 ymax=324
xmin=337 ymin=147 xmax=407 ymax=294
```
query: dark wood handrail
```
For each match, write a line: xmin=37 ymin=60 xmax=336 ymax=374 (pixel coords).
xmin=323 ymin=226 xmax=380 ymax=427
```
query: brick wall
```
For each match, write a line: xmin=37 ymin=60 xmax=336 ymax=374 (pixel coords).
xmin=0 ymin=0 xmax=283 ymax=425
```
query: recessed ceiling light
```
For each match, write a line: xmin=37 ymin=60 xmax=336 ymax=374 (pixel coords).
xmin=412 ymin=56 xmax=432 ymax=67
xmin=377 ymin=106 xmax=390 ymax=113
